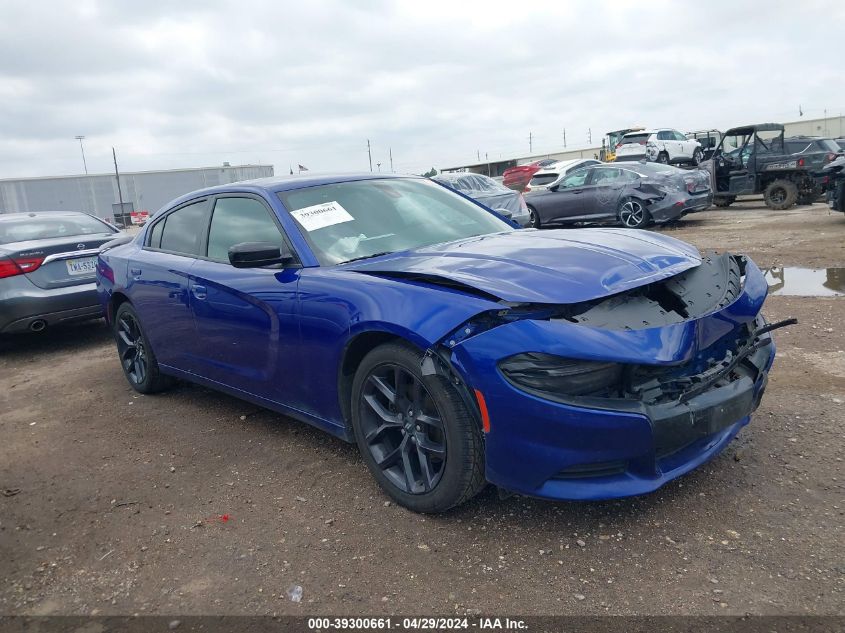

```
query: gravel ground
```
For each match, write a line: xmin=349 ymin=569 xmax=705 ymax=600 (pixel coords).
xmin=1 ymin=201 xmax=843 ymax=616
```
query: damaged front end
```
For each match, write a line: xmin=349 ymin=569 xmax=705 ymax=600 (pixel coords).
xmin=428 ymin=252 xmax=793 ymax=500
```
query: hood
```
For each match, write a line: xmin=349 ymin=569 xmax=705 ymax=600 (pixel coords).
xmin=343 ymin=229 xmax=701 ymax=304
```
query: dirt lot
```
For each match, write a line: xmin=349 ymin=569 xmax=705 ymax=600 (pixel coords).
xmin=1 ymin=201 xmax=843 ymax=616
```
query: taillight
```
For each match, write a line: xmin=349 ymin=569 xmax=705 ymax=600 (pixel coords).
xmin=0 ymin=258 xmax=21 ymax=279
xmin=15 ymin=256 xmax=44 ymax=273
xmin=797 ymin=157 xmax=805 ymax=167
xmin=0 ymin=256 xmax=44 ymax=279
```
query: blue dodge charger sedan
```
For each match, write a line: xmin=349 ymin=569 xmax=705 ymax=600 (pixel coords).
xmin=97 ymin=173 xmax=786 ymax=513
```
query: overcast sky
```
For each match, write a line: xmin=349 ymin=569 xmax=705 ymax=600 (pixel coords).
xmin=1 ymin=0 xmax=843 ymax=179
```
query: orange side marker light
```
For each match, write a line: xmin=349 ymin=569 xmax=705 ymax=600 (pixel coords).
xmin=474 ymin=389 xmax=491 ymax=433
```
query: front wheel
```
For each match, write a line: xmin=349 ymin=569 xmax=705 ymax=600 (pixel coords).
xmin=763 ymin=179 xmax=798 ymax=210
xmin=618 ymin=199 xmax=651 ymax=228
xmin=713 ymin=196 xmax=736 ymax=208
xmin=351 ymin=342 xmax=485 ymax=513
xmin=692 ymin=149 xmax=703 ymax=165
xmin=114 ymin=303 xmax=174 ymax=394
xmin=656 ymin=152 xmax=670 ymax=164
xmin=527 ymin=205 xmax=541 ymax=228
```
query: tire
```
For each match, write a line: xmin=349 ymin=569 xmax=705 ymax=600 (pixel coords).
xmin=713 ymin=196 xmax=736 ymax=208
xmin=351 ymin=342 xmax=486 ymax=513
xmin=692 ymin=149 xmax=703 ymax=165
xmin=527 ymin=205 xmax=541 ymax=228
xmin=763 ymin=179 xmax=798 ymax=210
xmin=656 ymin=152 xmax=670 ymax=164
xmin=113 ymin=303 xmax=174 ymax=394
xmin=618 ymin=198 xmax=651 ymax=228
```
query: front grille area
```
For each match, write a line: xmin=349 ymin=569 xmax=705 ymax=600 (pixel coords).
xmin=551 ymin=460 xmax=629 ymax=480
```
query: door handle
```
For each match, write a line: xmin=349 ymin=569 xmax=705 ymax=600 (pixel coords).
xmin=572 ymin=189 xmax=584 ymax=194
xmin=191 ymin=285 xmax=208 ymax=300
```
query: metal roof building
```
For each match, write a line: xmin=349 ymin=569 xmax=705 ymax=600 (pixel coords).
xmin=0 ymin=164 xmax=274 ymax=223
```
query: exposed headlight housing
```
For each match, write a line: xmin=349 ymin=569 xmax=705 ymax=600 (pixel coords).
xmin=499 ymin=353 xmax=623 ymax=397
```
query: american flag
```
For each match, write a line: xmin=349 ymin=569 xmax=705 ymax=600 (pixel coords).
xmin=298 ymin=164 xmax=308 ymax=171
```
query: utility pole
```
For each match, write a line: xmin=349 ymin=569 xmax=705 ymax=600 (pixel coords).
xmin=486 ymin=152 xmax=490 ymax=177
xmin=75 ymin=135 xmax=88 ymax=174
xmin=389 ymin=148 xmax=394 ymax=173
xmin=529 ymin=132 xmax=533 ymax=153
xmin=377 ymin=162 xmax=382 ymax=172
xmin=588 ymin=128 xmax=592 ymax=144
xmin=477 ymin=149 xmax=480 ymax=161
xmin=367 ymin=139 xmax=373 ymax=172
xmin=112 ymin=147 xmax=125 ymax=223
xmin=563 ymin=129 xmax=566 ymax=148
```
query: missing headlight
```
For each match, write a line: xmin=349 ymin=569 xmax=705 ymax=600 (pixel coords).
xmin=499 ymin=353 xmax=623 ymax=397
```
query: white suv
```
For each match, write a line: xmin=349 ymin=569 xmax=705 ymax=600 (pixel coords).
xmin=525 ymin=158 xmax=601 ymax=192
xmin=615 ymin=129 xmax=702 ymax=165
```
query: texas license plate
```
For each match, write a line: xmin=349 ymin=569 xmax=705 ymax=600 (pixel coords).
xmin=66 ymin=256 xmax=97 ymax=276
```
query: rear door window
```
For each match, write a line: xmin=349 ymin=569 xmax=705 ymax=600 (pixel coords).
xmin=156 ymin=200 xmax=210 ymax=257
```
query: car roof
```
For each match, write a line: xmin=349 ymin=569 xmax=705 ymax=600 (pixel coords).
xmin=434 ymin=172 xmax=493 ymax=183
xmin=534 ymin=159 xmax=591 ymax=173
xmin=724 ymin=123 xmax=784 ymax=135
xmin=0 ymin=210 xmax=92 ymax=221
xmin=163 ymin=172 xmax=422 ymax=209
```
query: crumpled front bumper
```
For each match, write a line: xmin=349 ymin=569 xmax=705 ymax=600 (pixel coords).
xmin=449 ymin=258 xmax=771 ymax=500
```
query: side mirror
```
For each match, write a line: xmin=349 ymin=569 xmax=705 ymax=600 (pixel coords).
xmin=228 ymin=241 xmax=292 ymax=268
xmin=549 ymin=184 xmax=559 ymax=192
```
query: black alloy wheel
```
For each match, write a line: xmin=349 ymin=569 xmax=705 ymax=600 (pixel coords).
xmin=351 ymin=342 xmax=485 ymax=512
xmin=116 ymin=311 xmax=147 ymax=386
xmin=359 ymin=363 xmax=447 ymax=494
xmin=113 ymin=303 xmax=174 ymax=394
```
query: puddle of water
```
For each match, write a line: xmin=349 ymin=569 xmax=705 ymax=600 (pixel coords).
xmin=764 ymin=267 xmax=845 ymax=297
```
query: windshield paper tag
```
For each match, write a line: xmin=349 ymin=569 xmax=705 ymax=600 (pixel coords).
xmin=291 ymin=201 xmax=354 ymax=231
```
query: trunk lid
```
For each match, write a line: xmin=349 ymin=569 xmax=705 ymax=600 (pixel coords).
xmin=1 ymin=233 xmax=119 ymax=289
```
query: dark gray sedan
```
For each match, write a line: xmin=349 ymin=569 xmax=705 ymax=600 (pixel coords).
xmin=0 ymin=211 xmax=121 ymax=333
xmin=523 ymin=162 xmax=712 ymax=229
xmin=433 ymin=172 xmax=531 ymax=226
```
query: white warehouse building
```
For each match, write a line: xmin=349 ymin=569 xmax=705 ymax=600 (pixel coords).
xmin=0 ymin=164 xmax=274 ymax=223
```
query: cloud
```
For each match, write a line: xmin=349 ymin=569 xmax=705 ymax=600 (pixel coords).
xmin=0 ymin=0 xmax=843 ymax=177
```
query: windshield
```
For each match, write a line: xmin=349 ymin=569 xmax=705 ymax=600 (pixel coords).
xmin=0 ymin=214 xmax=116 ymax=245
xmin=278 ymin=178 xmax=513 ymax=266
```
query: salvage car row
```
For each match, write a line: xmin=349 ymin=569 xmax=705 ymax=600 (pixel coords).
xmin=501 ymin=122 xmax=844 ymax=213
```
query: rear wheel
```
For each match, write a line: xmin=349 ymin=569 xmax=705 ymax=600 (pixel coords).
xmin=618 ymin=199 xmax=651 ymax=228
xmin=656 ymin=152 xmax=670 ymax=164
xmin=692 ymin=149 xmax=703 ymax=165
xmin=351 ymin=342 xmax=485 ymax=513
xmin=763 ymin=179 xmax=798 ymax=210
xmin=527 ymin=205 xmax=541 ymax=228
xmin=114 ymin=303 xmax=174 ymax=394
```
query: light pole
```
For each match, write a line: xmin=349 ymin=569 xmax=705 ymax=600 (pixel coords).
xmin=74 ymin=135 xmax=88 ymax=174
